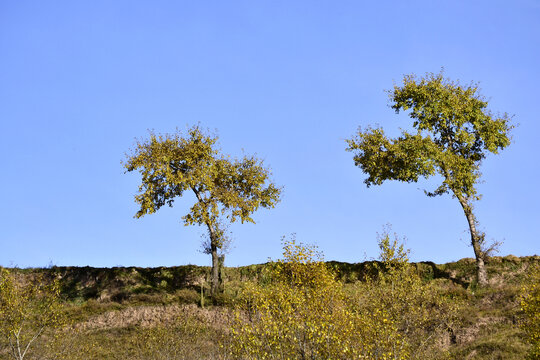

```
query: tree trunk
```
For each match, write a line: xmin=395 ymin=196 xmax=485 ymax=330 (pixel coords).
xmin=455 ymin=195 xmax=488 ymax=286
xmin=206 ymin=223 xmax=221 ymax=296
xmin=191 ymin=188 xmax=222 ymax=296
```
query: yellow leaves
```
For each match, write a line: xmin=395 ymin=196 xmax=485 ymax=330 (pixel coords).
xmin=520 ymin=265 xmax=540 ymax=359
xmin=346 ymin=126 xmax=439 ymax=189
xmin=348 ymin=71 xmax=513 ymax=202
xmin=351 ymin=228 xmax=460 ymax=359
xmin=229 ymin=237 xmax=415 ymax=359
xmin=125 ymin=125 xmax=281 ymax=231
xmin=0 ymin=268 xmax=65 ymax=359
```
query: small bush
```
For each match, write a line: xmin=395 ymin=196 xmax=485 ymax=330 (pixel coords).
xmin=211 ymin=291 xmax=232 ymax=306
xmin=130 ymin=292 xmax=167 ymax=304
xmin=175 ymin=289 xmax=200 ymax=304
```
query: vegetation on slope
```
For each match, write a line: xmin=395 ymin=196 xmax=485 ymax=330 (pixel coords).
xmin=1 ymin=247 xmax=539 ymax=359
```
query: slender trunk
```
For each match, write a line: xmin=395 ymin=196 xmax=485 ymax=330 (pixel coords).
xmin=454 ymin=193 xmax=488 ymax=286
xmin=206 ymin=223 xmax=221 ymax=296
xmin=441 ymin=163 xmax=488 ymax=287
xmin=191 ymin=187 xmax=222 ymax=295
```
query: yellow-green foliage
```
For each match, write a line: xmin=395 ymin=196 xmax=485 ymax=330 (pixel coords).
xmin=345 ymin=71 xmax=513 ymax=202
xmin=0 ymin=268 xmax=64 ymax=360
xmin=229 ymin=232 xmax=459 ymax=359
xmin=521 ymin=265 xmax=540 ymax=359
xmin=123 ymin=125 xmax=281 ymax=227
xmin=352 ymin=231 xmax=459 ymax=359
xmin=230 ymin=237 xmax=406 ymax=359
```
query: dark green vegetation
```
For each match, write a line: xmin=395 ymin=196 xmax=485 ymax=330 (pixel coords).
xmin=1 ymin=254 xmax=538 ymax=359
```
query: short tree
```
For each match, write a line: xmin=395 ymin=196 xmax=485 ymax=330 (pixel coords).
xmin=346 ymin=71 xmax=513 ymax=286
xmin=124 ymin=125 xmax=281 ymax=295
xmin=0 ymin=268 xmax=63 ymax=360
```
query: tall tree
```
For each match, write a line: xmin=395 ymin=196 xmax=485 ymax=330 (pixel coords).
xmin=346 ymin=72 xmax=513 ymax=286
xmin=124 ymin=125 xmax=281 ymax=295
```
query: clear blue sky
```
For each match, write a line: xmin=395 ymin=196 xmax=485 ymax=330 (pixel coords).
xmin=1 ymin=1 xmax=538 ymax=268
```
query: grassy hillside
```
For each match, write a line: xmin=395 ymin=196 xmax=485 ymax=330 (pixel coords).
xmin=1 ymin=254 xmax=539 ymax=359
